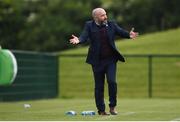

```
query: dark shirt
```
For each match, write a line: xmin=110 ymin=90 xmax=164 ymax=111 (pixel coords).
xmin=99 ymin=25 xmax=115 ymax=59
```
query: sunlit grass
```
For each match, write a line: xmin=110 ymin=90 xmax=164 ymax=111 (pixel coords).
xmin=59 ymin=28 xmax=180 ymax=98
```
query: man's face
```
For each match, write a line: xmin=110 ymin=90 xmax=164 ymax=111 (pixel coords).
xmin=95 ymin=9 xmax=108 ymax=25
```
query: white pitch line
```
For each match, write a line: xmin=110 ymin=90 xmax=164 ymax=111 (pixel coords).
xmin=171 ymin=117 xmax=180 ymax=121
xmin=120 ymin=112 xmax=136 ymax=116
xmin=96 ymin=112 xmax=136 ymax=121
xmin=96 ymin=115 xmax=115 ymax=121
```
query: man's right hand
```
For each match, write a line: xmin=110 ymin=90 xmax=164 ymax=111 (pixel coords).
xmin=69 ymin=35 xmax=80 ymax=44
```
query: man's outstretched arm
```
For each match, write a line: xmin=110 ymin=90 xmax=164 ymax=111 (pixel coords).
xmin=69 ymin=22 xmax=90 ymax=45
xmin=114 ymin=22 xmax=139 ymax=39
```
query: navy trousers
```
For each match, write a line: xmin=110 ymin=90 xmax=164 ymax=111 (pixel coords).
xmin=92 ymin=58 xmax=117 ymax=112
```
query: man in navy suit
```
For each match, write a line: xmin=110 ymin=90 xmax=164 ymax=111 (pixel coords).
xmin=70 ymin=8 xmax=138 ymax=115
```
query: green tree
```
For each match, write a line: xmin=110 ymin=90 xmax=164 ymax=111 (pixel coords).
xmin=0 ymin=0 xmax=101 ymax=51
xmin=0 ymin=0 xmax=26 ymax=49
xmin=102 ymin=0 xmax=180 ymax=33
xmin=0 ymin=0 xmax=179 ymax=51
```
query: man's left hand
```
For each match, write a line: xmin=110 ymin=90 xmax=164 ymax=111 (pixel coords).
xmin=130 ymin=28 xmax=139 ymax=39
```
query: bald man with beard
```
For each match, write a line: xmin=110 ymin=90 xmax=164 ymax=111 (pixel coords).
xmin=70 ymin=8 xmax=138 ymax=115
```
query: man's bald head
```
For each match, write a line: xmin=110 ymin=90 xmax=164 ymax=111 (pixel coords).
xmin=92 ymin=8 xmax=106 ymax=18
xmin=92 ymin=8 xmax=107 ymax=25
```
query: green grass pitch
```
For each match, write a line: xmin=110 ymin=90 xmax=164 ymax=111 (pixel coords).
xmin=0 ymin=98 xmax=180 ymax=121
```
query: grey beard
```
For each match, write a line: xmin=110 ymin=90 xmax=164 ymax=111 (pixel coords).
xmin=101 ymin=20 xmax=108 ymax=26
xmin=102 ymin=20 xmax=108 ymax=26
xmin=95 ymin=20 xmax=108 ymax=26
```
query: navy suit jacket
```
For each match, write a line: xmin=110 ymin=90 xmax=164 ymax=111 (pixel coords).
xmin=79 ymin=20 xmax=130 ymax=65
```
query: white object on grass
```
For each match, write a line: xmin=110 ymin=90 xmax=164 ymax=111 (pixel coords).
xmin=66 ymin=111 xmax=76 ymax=116
xmin=24 ymin=104 xmax=31 ymax=108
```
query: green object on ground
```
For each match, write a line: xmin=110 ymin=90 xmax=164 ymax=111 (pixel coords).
xmin=0 ymin=49 xmax=18 ymax=85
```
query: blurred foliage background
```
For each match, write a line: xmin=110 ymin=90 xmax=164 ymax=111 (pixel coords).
xmin=0 ymin=0 xmax=179 ymax=52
